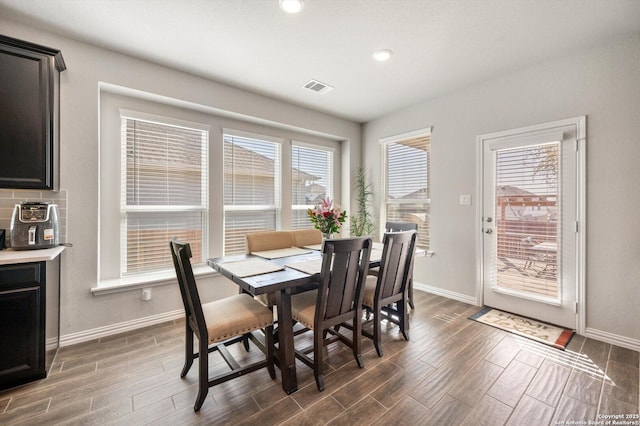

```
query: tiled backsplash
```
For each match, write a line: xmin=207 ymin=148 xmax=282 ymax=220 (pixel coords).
xmin=0 ymin=189 xmax=67 ymax=246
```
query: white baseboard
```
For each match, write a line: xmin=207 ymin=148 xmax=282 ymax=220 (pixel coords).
xmin=584 ymin=327 xmax=640 ymax=352
xmin=59 ymin=309 xmax=184 ymax=347
xmin=413 ymin=282 xmax=478 ymax=306
xmin=46 ymin=337 xmax=59 ymax=352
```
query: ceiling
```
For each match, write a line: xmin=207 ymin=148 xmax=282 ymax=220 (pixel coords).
xmin=1 ymin=0 xmax=640 ymax=123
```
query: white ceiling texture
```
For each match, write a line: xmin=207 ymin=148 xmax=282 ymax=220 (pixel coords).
xmin=1 ymin=0 xmax=639 ymax=122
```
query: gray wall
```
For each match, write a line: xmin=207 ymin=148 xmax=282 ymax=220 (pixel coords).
xmin=0 ymin=19 xmax=361 ymax=340
xmin=363 ymin=34 xmax=640 ymax=345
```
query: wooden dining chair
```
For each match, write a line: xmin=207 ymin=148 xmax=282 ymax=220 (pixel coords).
xmin=170 ymin=240 xmax=276 ymax=412
xmin=289 ymin=237 xmax=372 ymax=391
xmin=246 ymin=230 xmax=317 ymax=307
xmin=361 ymin=230 xmax=417 ymax=357
xmin=245 ymin=230 xmax=296 ymax=306
xmin=246 ymin=230 xmax=295 ymax=253
xmin=370 ymin=221 xmax=419 ymax=309
xmin=291 ymin=228 xmax=322 ymax=247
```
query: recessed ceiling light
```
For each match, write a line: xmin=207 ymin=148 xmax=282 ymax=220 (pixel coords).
xmin=373 ymin=49 xmax=393 ymax=62
xmin=279 ymin=0 xmax=304 ymax=14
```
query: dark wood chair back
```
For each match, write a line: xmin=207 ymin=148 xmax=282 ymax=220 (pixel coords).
xmin=171 ymin=240 xmax=207 ymax=342
xmin=316 ymin=237 xmax=372 ymax=328
xmin=376 ymin=231 xmax=418 ymax=303
xmin=383 ymin=221 xmax=419 ymax=309
xmin=385 ymin=221 xmax=418 ymax=232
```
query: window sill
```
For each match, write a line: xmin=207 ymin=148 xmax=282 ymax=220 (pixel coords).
xmin=92 ymin=265 xmax=217 ymax=296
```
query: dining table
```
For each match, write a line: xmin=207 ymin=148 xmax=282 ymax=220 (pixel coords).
xmin=207 ymin=243 xmax=383 ymax=394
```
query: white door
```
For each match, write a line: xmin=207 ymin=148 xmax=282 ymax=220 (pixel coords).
xmin=480 ymin=118 xmax=585 ymax=329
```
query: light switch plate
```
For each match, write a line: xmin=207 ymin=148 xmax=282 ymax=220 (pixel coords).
xmin=459 ymin=194 xmax=472 ymax=205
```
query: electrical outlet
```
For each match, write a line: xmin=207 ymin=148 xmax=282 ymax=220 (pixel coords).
xmin=141 ymin=288 xmax=152 ymax=301
xmin=459 ymin=194 xmax=472 ymax=205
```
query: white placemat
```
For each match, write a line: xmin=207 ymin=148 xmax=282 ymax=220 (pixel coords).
xmin=219 ymin=258 xmax=285 ymax=277
xmin=252 ymin=246 xmax=312 ymax=259
xmin=285 ymin=258 xmax=323 ymax=275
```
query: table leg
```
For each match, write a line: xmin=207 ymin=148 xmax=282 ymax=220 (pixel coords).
xmin=276 ymin=289 xmax=297 ymax=394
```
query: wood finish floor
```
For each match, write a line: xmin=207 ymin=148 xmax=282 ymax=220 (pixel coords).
xmin=1 ymin=291 xmax=638 ymax=425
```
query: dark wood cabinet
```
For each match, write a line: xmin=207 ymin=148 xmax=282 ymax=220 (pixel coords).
xmin=0 ymin=262 xmax=46 ymax=390
xmin=0 ymin=34 xmax=66 ymax=190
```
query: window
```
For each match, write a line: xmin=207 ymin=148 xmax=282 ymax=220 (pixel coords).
xmin=381 ymin=129 xmax=431 ymax=249
xmin=223 ymin=131 xmax=281 ymax=255
xmin=121 ymin=114 xmax=208 ymax=275
xmin=291 ymin=143 xmax=334 ymax=229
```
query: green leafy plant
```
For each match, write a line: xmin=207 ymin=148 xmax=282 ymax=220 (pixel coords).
xmin=351 ymin=167 xmax=375 ymax=237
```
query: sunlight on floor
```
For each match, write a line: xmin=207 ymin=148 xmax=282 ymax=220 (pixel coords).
xmin=432 ymin=312 xmax=462 ymax=323
xmin=513 ymin=334 xmax=614 ymax=385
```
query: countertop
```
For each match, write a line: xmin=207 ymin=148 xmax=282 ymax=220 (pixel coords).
xmin=0 ymin=246 xmax=66 ymax=265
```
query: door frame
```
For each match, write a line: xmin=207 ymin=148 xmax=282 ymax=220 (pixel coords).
xmin=476 ymin=116 xmax=586 ymax=334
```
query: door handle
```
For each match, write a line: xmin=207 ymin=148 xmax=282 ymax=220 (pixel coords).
xmin=485 ymin=229 xmax=493 ymax=234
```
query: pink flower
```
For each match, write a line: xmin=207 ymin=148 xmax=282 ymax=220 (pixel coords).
xmin=307 ymin=196 xmax=347 ymax=235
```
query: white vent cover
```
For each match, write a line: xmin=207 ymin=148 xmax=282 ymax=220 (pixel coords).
xmin=303 ymin=79 xmax=334 ymax=94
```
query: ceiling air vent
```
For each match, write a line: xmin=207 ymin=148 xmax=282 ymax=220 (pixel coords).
xmin=303 ymin=79 xmax=333 ymax=94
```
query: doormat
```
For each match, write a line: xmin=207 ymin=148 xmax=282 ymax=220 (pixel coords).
xmin=469 ymin=307 xmax=574 ymax=350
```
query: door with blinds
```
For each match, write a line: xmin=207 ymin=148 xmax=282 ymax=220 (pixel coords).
xmin=480 ymin=118 xmax=585 ymax=329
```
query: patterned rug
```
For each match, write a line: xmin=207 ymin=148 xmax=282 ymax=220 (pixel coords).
xmin=469 ymin=307 xmax=575 ymax=350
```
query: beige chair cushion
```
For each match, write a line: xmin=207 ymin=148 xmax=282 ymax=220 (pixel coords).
xmin=201 ymin=293 xmax=274 ymax=344
xmin=290 ymin=289 xmax=318 ymax=329
xmin=246 ymin=231 xmax=295 ymax=253
xmin=368 ymin=266 xmax=380 ymax=276
xmin=292 ymin=229 xmax=322 ymax=247
xmin=362 ymin=275 xmax=377 ymax=308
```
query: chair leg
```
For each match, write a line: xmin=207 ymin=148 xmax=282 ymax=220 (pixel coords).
xmin=242 ymin=334 xmax=250 ymax=352
xmin=408 ymin=277 xmax=415 ymax=310
xmin=181 ymin=324 xmax=194 ymax=378
xmin=314 ymin=328 xmax=325 ymax=391
xmin=399 ymin=299 xmax=410 ymax=341
xmin=373 ymin=305 xmax=383 ymax=357
xmin=194 ymin=338 xmax=209 ymax=412
xmin=353 ymin=312 xmax=364 ymax=368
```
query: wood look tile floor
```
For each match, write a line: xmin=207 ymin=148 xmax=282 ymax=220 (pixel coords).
xmin=1 ymin=292 xmax=638 ymax=425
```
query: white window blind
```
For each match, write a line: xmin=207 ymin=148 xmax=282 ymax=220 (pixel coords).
xmin=121 ymin=116 xmax=208 ymax=275
xmin=492 ymin=142 xmax=560 ymax=298
xmin=291 ymin=143 xmax=334 ymax=229
xmin=224 ymin=133 xmax=281 ymax=255
xmin=381 ymin=132 xmax=431 ymax=249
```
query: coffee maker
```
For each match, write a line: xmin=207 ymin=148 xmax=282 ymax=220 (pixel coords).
xmin=10 ymin=202 xmax=60 ymax=250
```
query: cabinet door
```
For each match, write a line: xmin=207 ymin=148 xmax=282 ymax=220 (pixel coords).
xmin=0 ymin=263 xmax=46 ymax=390
xmin=0 ymin=36 xmax=64 ymax=190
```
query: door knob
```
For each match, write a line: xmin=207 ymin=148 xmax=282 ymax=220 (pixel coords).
xmin=486 ymin=217 xmax=493 ymax=222
xmin=486 ymin=229 xmax=493 ymax=234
